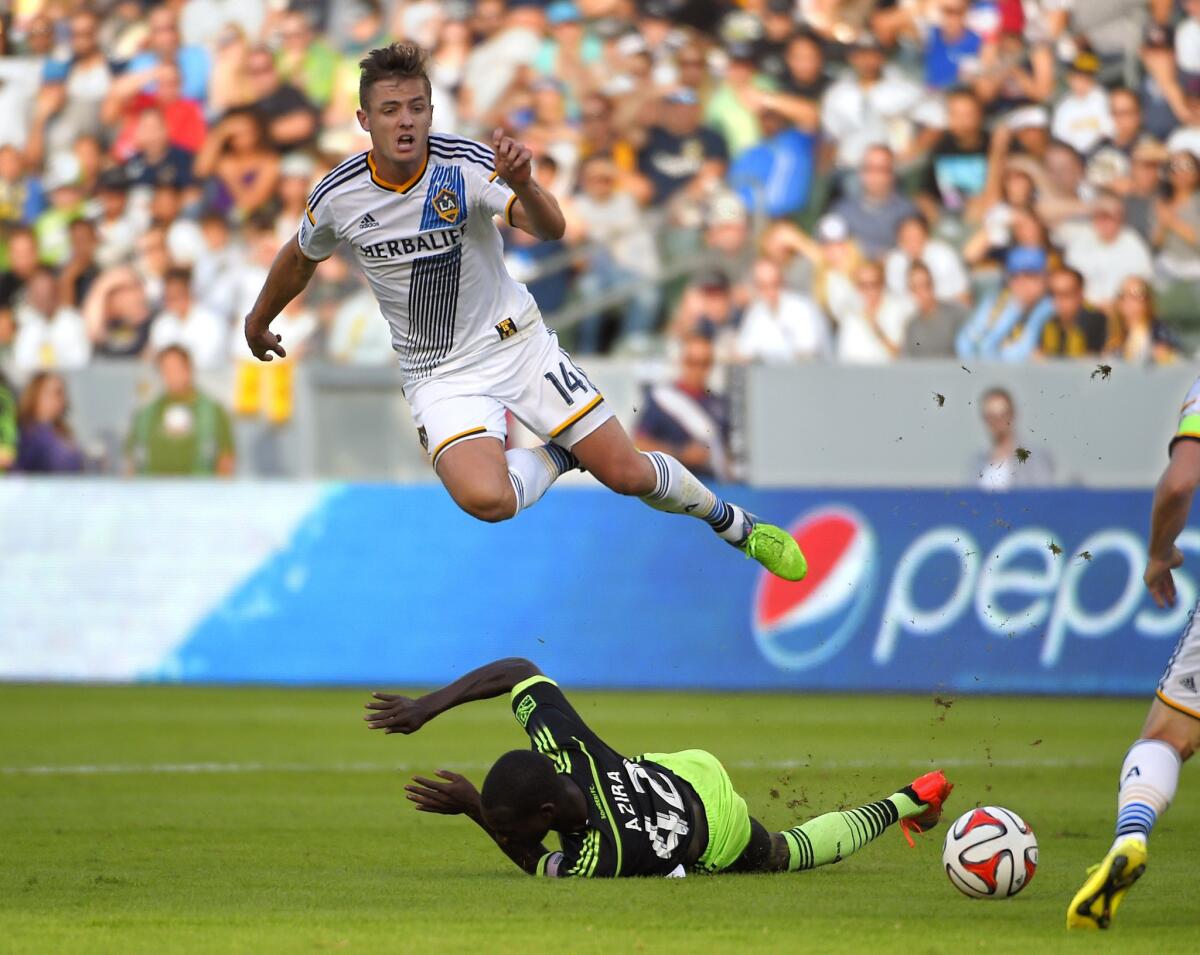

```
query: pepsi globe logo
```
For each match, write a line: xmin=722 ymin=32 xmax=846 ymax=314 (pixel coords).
xmin=753 ymin=507 xmax=876 ymax=671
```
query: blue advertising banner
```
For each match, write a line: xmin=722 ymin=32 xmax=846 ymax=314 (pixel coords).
xmin=141 ymin=484 xmax=1186 ymax=695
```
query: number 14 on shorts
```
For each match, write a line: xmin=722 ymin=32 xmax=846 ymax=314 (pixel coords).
xmin=544 ymin=360 xmax=593 ymax=406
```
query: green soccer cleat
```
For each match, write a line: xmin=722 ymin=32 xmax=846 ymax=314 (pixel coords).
xmin=740 ymin=522 xmax=808 ymax=581
xmin=1066 ymin=837 xmax=1147 ymax=930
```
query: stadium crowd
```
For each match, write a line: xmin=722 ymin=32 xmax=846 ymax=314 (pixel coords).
xmin=0 ymin=0 xmax=1198 ymax=475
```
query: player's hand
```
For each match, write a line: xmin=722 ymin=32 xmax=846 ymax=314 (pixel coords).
xmin=406 ymin=770 xmax=480 ymax=815
xmin=1144 ymin=546 xmax=1184 ymax=608
xmin=492 ymin=128 xmax=533 ymax=186
xmin=244 ymin=318 xmax=286 ymax=362
xmin=364 ymin=692 xmax=430 ymax=734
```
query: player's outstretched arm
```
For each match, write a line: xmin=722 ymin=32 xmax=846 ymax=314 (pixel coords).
xmin=492 ymin=128 xmax=565 ymax=241
xmin=405 ymin=769 xmax=550 ymax=875
xmin=364 ymin=657 xmax=542 ymax=734
xmin=242 ymin=236 xmax=319 ymax=362
xmin=1145 ymin=440 xmax=1200 ymax=607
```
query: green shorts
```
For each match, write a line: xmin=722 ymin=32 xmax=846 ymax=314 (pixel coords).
xmin=643 ymin=749 xmax=751 ymax=873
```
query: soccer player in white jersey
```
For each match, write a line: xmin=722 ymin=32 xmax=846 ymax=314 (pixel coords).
xmin=242 ymin=43 xmax=806 ymax=581
xmin=1067 ymin=376 xmax=1200 ymax=929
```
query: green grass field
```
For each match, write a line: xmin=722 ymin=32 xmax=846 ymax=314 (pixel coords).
xmin=0 ymin=685 xmax=1194 ymax=953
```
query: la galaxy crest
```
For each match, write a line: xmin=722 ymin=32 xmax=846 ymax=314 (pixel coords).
xmin=432 ymin=187 xmax=460 ymax=223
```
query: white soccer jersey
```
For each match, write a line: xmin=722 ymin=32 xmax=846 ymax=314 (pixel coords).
xmin=297 ymin=133 xmax=537 ymax=382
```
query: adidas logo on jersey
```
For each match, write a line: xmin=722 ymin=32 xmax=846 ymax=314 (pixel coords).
xmin=1182 ymin=675 xmax=1197 ymax=693
xmin=358 ymin=212 xmax=381 ymax=231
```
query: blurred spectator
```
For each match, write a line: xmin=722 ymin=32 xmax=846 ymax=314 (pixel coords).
xmin=821 ymin=34 xmax=923 ymax=173
xmin=192 ymin=210 xmax=242 ymax=319
xmin=669 ymin=270 xmax=740 ymax=355
xmin=124 ymin=108 xmax=194 ymax=190
xmin=93 ymin=169 xmax=139 ymax=270
xmin=568 ymin=156 xmax=661 ymax=354
xmin=831 ymin=146 xmax=917 ymax=259
xmin=1059 ymin=191 xmax=1154 ymax=309
xmin=180 ymin=0 xmax=265 ymax=51
xmin=728 ymin=101 xmax=817 ymax=219
xmin=83 ymin=266 xmax=153 ymax=359
xmin=194 ymin=109 xmax=280 ymax=217
xmin=634 ymin=335 xmax=729 ymax=481
xmin=459 ymin=0 xmax=543 ymax=132
xmin=637 ymin=89 xmax=728 ymax=206
xmin=970 ymin=386 xmax=1056 ymax=491
xmin=59 ymin=218 xmax=100 ymax=309
xmin=243 ymin=45 xmax=319 ymax=153
xmin=972 ymin=21 xmax=1054 ymax=113
xmin=274 ymin=152 xmax=316 ymax=245
xmin=1040 ymin=267 xmax=1109 ymax=359
xmin=0 ymin=226 xmax=39 ymax=307
xmin=736 ymin=258 xmax=831 ymax=364
xmin=902 ymin=261 xmax=966 ymax=358
xmin=106 ymin=61 xmax=207 ymax=161
xmin=0 ymin=145 xmax=45 ymax=225
xmin=1124 ymin=137 xmax=1169 ymax=241
xmin=273 ymin=10 xmax=339 ymax=109
xmin=0 ymin=14 xmax=50 ymax=150
xmin=14 ymin=370 xmax=84 ymax=473
xmin=35 ymin=10 xmax=112 ymax=161
xmin=957 ymin=246 xmax=1054 ymax=361
xmin=1087 ymin=89 xmax=1145 ymax=195
xmin=1051 ymin=52 xmax=1113 ymax=156
xmin=535 ymin=2 xmax=602 ymax=97
xmin=921 ymin=88 xmax=990 ymax=222
xmin=705 ymin=42 xmax=773 ymax=157
xmin=148 ymin=268 xmax=226 ymax=370
xmin=1152 ymin=151 xmax=1200 ymax=286
xmin=124 ymin=7 xmax=211 ymax=104
xmin=885 ymin=214 xmax=970 ymax=305
xmin=0 ymin=306 xmax=13 ymax=373
xmin=126 ymin=345 xmax=234 ymax=476
xmin=833 ymin=260 xmax=912 ymax=365
xmin=0 ymin=368 xmax=15 ymax=471
xmin=780 ymin=30 xmax=829 ymax=101
xmin=924 ymin=0 xmax=982 ymax=90
xmin=13 ymin=265 xmax=90 ymax=373
xmin=33 ymin=153 xmax=86 ymax=267
xmin=1111 ymin=276 xmax=1183 ymax=365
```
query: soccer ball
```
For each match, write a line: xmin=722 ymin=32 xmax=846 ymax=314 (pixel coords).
xmin=942 ymin=806 xmax=1038 ymax=899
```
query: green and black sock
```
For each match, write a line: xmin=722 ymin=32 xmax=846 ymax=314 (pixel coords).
xmin=781 ymin=789 xmax=922 ymax=872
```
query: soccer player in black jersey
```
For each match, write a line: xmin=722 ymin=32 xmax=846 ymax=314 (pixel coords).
xmin=365 ymin=658 xmax=952 ymax=878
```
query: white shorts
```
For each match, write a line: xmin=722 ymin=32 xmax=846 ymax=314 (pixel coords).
xmin=1158 ymin=603 xmax=1200 ymax=720
xmin=405 ymin=322 xmax=613 ymax=468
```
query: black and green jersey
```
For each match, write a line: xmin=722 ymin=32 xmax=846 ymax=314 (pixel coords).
xmin=510 ymin=675 xmax=698 ymax=878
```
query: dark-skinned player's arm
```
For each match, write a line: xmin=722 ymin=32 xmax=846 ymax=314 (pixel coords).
xmin=365 ymin=657 xmax=550 ymax=875
xmin=1145 ymin=440 xmax=1200 ymax=608
xmin=404 ymin=769 xmax=551 ymax=875
xmin=492 ymin=128 xmax=565 ymax=241
xmin=242 ymin=236 xmax=318 ymax=362
xmin=364 ymin=657 xmax=542 ymax=732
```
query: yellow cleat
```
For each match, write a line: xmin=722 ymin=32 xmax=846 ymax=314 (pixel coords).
xmin=1066 ymin=837 xmax=1147 ymax=930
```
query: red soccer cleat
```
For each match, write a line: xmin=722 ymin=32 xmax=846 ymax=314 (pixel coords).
xmin=899 ymin=770 xmax=954 ymax=847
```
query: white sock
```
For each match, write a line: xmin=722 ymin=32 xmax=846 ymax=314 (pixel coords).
xmin=640 ymin=450 xmax=749 ymax=544
xmin=1112 ymin=738 xmax=1181 ymax=851
xmin=506 ymin=444 xmax=576 ymax=516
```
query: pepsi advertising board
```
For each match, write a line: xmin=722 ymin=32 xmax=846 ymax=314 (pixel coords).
xmin=159 ymin=487 xmax=1186 ymax=694
xmin=0 ymin=482 xmax=1186 ymax=694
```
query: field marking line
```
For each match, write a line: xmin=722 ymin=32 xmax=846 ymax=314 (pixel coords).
xmin=0 ymin=756 xmax=1104 ymax=776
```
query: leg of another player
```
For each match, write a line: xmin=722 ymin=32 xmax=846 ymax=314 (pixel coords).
xmin=1111 ymin=700 xmax=1196 ymax=849
xmin=569 ymin=418 xmax=808 ymax=581
xmin=1067 ymin=700 xmax=1198 ymax=929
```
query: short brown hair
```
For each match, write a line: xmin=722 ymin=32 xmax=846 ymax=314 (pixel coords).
xmin=359 ymin=42 xmax=431 ymax=109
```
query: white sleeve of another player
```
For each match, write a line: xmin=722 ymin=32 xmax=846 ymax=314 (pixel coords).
xmin=467 ymin=166 xmax=518 ymax=228
xmin=297 ymin=199 xmax=339 ymax=262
